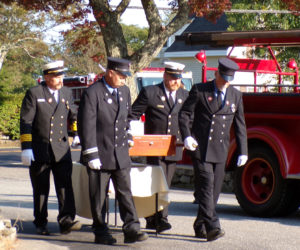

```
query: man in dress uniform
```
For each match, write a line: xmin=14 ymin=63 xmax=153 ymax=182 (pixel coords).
xmin=77 ymin=57 xmax=148 ymax=245
xmin=179 ymin=58 xmax=248 ymax=241
xmin=130 ymin=61 xmax=189 ymax=233
xmin=20 ymin=60 xmax=81 ymax=235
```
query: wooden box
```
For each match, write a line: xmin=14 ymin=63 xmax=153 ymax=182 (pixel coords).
xmin=129 ymin=135 xmax=176 ymax=156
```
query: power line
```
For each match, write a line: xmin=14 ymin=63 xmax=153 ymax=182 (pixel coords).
xmin=111 ymin=5 xmax=299 ymax=14
xmin=227 ymin=9 xmax=299 ymax=14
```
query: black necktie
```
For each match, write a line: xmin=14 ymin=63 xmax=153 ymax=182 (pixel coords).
xmin=112 ymin=89 xmax=118 ymax=103
xmin=169 ymin=93 xmax=174 ymax=108
xmin=217 ymin=90 xmax=223 ymax=108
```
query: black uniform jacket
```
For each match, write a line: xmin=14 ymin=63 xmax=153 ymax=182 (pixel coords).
xmin=20 ymin=82 xmax=77 ymax=163
xmin=179 ymin=81 xmax=247 ymax=163
xmin=131 ymin=82 xmax=189 ymax=161
xmin=77 ymin=79 xmax=132 ymax=170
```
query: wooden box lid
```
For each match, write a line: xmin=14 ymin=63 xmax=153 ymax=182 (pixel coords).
xmin=129 ymin=135 xmax=176 ymax=156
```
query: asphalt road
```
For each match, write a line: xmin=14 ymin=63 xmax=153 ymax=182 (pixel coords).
xmin=1 ymin=148 xmax=300 ymax=250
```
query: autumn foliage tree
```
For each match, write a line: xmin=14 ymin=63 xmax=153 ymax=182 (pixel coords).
xmin=2 ymin=0 xmax=298 ymax=75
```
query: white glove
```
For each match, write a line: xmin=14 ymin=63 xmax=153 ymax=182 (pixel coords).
xmin=128 ymin=139 xmax=134 ymax=147
xmin=71 ymin=135 xmax=80 ymax=148
xmin=184 ymin=136 xmax=198 ymax=151
xmin=88 ymin=158 xmax=102 ymax=170
xmin=237 ymin=155 xmax=248 ymax=167
xmin=21 ymin=149 xmax=35 ymax=166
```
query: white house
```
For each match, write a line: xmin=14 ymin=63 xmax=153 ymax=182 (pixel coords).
xmin=149 ymin=15 xmax=282 ymax=92
xmin=150 ymin=15 xmax=230 ymax=83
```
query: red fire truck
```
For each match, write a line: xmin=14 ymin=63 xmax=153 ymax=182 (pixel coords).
xmin=179 ymin=29 xmax=300 ymax=217
xmin=63 ymin=73 xmax=98 ymax=105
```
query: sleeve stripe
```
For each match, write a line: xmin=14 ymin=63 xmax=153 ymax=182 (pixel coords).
xmin=20 ymin=134 xmax=32 ymax=143
xmin=82 ymin=147 xmax=98 ymax=155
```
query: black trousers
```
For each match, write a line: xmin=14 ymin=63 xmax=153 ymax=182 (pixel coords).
xmin=146 ymin=157 xmax=177 ymax=223
xmin=192 ymin=159 xmax=225 ymax=232
xmin=29 ymin=151 xmax=75 ymax=228
xmin=87 ymin=167 xmax=140 ymax=236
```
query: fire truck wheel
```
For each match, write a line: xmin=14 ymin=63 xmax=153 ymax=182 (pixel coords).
xmin=234 ymin=145 xmax=300 ymax=217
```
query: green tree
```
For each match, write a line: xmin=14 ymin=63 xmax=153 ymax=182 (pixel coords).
xmin=227 ymin=0 xmax=300 ymax=81
xmin=0 ymin=3 xmax=49 ymax=139
xmin=122 ymin=24 xmax=148 ymax=54
xmin=0 ymin=2 xmax=47 ymax=71
xmin=227 ymin=0 xmax=300 ymax=31
xmin=0 ymin=49 xmax=44 ymax=140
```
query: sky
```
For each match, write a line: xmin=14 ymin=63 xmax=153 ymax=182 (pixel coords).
xmin=107 ymin=0 xmax=171 ymax=27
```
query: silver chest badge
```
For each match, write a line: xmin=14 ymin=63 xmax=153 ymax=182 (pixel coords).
xmin=178 ymin=98 xmax=182 ymax=104
xmin=231 ymin=103 xmax=236 ymax=112
xmin=161 ymin=96 xmax=166 ymax=102
xmin=48 ymin=98 xmax=52 ymax=103
xmin=120 ymin=97 xmax=123 ymax=102
xmin=107 ymin=98 xmax=112 ymax=104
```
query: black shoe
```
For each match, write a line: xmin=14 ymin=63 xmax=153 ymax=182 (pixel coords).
xmin=207 ymin=228 xmax=225 ymax=241
xmin=95 ymin=233 xmax=117 ymax=245
xmin=60 ymin=221 xmax=82 ymax=234
xmin=124 ymin=232 xmax=148 ymax=243
xmin=156 ymin=221 xmax=172 ymax=233
xmin=195 ymin=230 xmax=207 ymax=239
xmin=145 ymin=221 xmax=156 ymax=230
xmin=36 ymin=226 xmax=50 ymax=235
